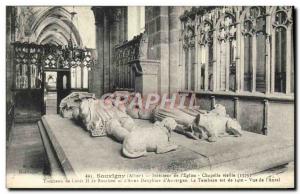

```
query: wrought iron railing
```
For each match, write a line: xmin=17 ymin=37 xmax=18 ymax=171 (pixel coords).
xmin=113 ymin=33 xmax=144 ymax=91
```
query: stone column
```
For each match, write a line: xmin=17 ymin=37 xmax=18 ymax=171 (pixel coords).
xmin=6 ymin=6 xmax=16 ymax=103
xmin=252 ymin=33 xmax=257 ymax=92
xmin=103 ymin=13 xmax=110 ymax=93
xmin=109 ymin=8 xmax=121 ymax=90
xmin=168 ymin=6 xmax=181 ymax=94
xmin=158 ymin=7 xmax=170 ymax=95
xmin=235 ymin=9 xmax=241 ymax=92
xmin=123 ymin=8 xmax=128 ymax=41
xmin=265 ymin=11 xmax=271 ymax=94
xmin=92 ymin=7 xmax=105 ymax=97
xmin=145 ymin=6 xmax=170 ymax=95
xmin=286 ymin=24 xmax=292 ymax=94
xmin=119 ymin=8 xmax=125 ymax=43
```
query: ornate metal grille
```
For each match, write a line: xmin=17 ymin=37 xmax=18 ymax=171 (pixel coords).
xmin=114 ymin=33 xmax=143 ymax=90
xmin=12 ymin=42 xmax=95 ymax=90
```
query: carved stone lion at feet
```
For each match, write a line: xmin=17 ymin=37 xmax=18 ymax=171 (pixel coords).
xmin=122 ymin=118 xmax=178 ymax=158
xmin=188 ymin=112 xmax=242 ymax=142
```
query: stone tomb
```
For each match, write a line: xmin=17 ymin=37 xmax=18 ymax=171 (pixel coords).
xmin=38 ymin=114 xmax=293 ymax=178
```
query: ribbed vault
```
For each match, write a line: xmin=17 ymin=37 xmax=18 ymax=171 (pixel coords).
xmin=29 ymin=6 xmax=83 ymax=47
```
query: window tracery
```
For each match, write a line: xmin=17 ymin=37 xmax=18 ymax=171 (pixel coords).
xmin=271 ymin=6 xmax=293 ymax=93
xmin=179 ymin=6 xmax=293 ymax=97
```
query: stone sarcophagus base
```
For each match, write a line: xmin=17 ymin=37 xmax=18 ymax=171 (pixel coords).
xmin=38 ymin=114 xmax=293 ymax=179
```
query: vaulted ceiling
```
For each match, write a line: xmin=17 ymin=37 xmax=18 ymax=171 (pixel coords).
xmin=16 ymin=6 xmax=83 ymax=47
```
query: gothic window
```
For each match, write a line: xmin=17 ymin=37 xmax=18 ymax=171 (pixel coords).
xmin=242 ymin=6 xmax=267 ymax=92
xmin=14 ymin=44 xmax=29 ymax=89
xmin=14 ymin=43 xmax=43 ymax=89
xmin=256 ymin=16 xmax=266 ymax=93
xmin=272 ymin=7 xmax=292 ymax=93
xmin=184 ymin=51 xmax=189 ymax=90
xmin=217 ymin=13 xmax=237 ymax=91
xmin=29 ymin=46 xmax=42 ymax=89
xmin=178 ymin=6 xmax=293 ymax=96
xmin=182 ymin=17 xmax=196 ymax=90
xmin=243 ymin=34 xmax=252 ymax=91
xmin=70 ymin=50 xmax=92 ymax=89
xmin=197 ymin=20 xmax=213 ymax=91
xmin=208 ymin=43 xmax=214 ymax=90
xmin=229 ymin=37 xmax=237 ymax=91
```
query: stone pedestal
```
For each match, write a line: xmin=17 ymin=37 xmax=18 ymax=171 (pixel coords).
xmin=131 ymin=59 xmax=160 ymax=95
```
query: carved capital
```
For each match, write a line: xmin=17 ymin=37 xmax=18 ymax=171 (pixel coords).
xmin=91 ymin=6 xmax=105 ymax=25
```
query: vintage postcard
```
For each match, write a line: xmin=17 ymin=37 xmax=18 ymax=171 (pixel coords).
xmin=6 ymin=5 xmax=295 ymax=189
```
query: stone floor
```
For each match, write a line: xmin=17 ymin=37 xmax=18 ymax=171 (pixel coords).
xmin=45 ymin=92 xmax=57 ymax=115
xmin=6 ymin=122 xmax=46 ymax=179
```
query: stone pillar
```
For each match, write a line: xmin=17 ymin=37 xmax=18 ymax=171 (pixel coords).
xmin=168 ymin=6 xmax=181 ymax=94
xmin=235 ymin=10 xmax=241 ymax=92
xmin=145 ymin=6 xmax=170 ymax=95
xmin=252 ymin=34 xmax=257 ymax=92
xmin=109 ymin=8 xmax=121 ymax=90
xmin=123 ymin=8 xmax=128 ymax=41
xmin=103 ymin=13 xmax=110 ymax=93
xmin=265 ymin=11 xmax=271 ymax=94
xmin=92 ymin=7 xmax=105 ymax=97
xmin=158 ymin=7 xmax=170 ymax=95
xmin=119 ymin=8 xmax=126 ymax=43
xmin=6 ymin=6 xmax=16 ymax=104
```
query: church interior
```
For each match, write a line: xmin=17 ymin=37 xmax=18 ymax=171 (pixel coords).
xmin=6 ymin=6 xmax=295 ymax=185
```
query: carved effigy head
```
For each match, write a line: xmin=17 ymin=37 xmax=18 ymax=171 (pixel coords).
xmin=72 ymin=107 xmax=80 ymax=121
xmin=153 ymin=117 xmax=177 ymax=141
xmin=160 ymin=117 xmax=177 ymax=131
xmin=226 ymin=118 xmax=242 ymax=137
xmin=79 ymin=98 xmax=93 ymax=121
xmin=60 ymin=92 xmax=95 ymax=119
xmin=189 ymin=114 xmax=207 ymax=139
xmin=79 ymin=98 xmax=107 ymax=136
xmin=210 ymin=104 xmax=226 ymax=116
xmin=78 ymin=98 xmax=94 ymax=131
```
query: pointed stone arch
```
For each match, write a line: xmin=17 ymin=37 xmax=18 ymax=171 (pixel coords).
xmin=39 ymin=34 xmax=67 ymax=45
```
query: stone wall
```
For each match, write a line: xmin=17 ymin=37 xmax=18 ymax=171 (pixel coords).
xmin=145 ymin=6 xmax=189 ymax=95
xmin=6 ymin=7 xmax=16 ymax=105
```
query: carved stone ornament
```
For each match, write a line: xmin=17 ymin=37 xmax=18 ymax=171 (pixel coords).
xmin=242 ymin=7 xmax=267 ymax=37
xmin=217 ymin=13 xmax=236 ymax=42
xmin=122 ymin=117 xmax=178 ymax=158
xmin=198 ymin=21 xmax=213 ymax=45
xmin=182 ymin=18 xmax=196 ymax=50
xmin=272 ymin=6 xmax=293 ymax=28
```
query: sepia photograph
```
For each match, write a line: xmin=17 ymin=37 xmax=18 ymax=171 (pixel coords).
xmin=5 ymin=4 xmax=295 ymax=189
